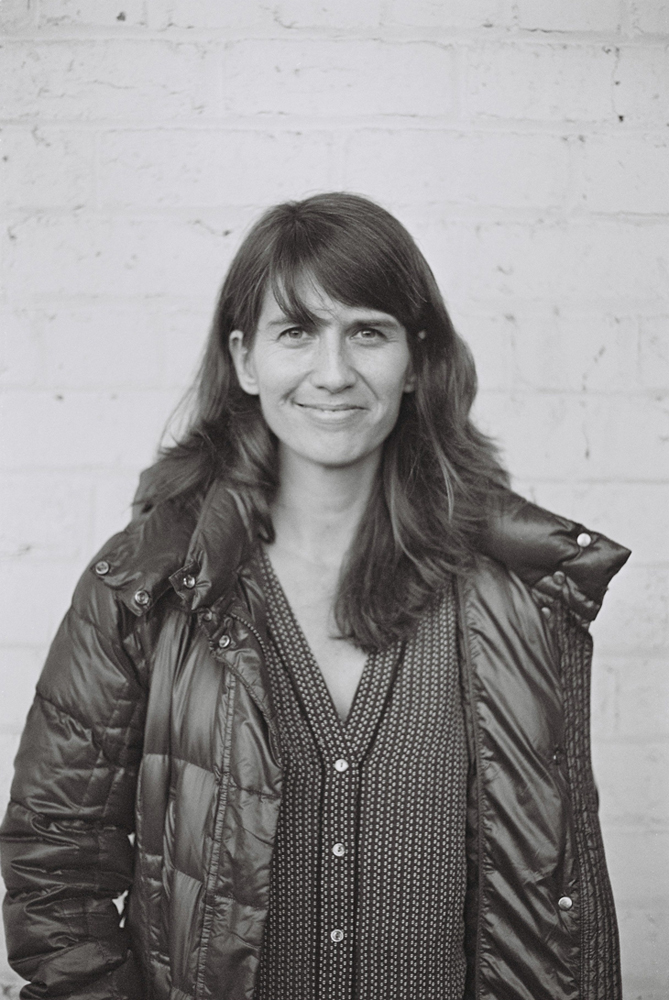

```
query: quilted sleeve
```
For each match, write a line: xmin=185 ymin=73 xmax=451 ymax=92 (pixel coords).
xmin=0 ymin=569 xmax=147 ymax=999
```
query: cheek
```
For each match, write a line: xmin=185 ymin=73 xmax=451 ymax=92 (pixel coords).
xmin=251 ymin=353 xmax=297 ymax=399
xmin=376 ymin=353 xmax=414 ymax=400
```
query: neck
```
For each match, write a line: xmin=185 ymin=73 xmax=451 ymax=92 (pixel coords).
xmin=270 ymin=448 xmax=380 ymax=567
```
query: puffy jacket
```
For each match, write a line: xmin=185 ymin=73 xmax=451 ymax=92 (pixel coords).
xmin=0 ymin=479 xmax=630 ymax=1000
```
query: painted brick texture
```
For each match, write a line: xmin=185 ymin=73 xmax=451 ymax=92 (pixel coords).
xmin=1 ymin=1 xmax=667 ymax=996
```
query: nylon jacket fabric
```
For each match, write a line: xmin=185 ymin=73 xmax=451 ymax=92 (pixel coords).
xmin=0 ymin=480 xmax=630 ymax=1000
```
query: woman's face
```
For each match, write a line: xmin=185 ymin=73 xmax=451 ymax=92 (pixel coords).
xmin=229 ymin=280 xmax=415 ymax=473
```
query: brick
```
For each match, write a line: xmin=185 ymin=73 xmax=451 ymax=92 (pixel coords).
xmin=448 ymin=221 xmax=669 ymax=305
xmin=343 ymin=130 xmax=570 ymax=208
xmin=0 ymin=734 xmax=21 ymax=806
xmin=604 ymin=828 xmax=669 ymax=905
xmin=454 ymin=312 xmax=516 ymax=392
xmin=149 ymin=0 xmax=261 ymax=29
xmin=0 ymin=389 xmax=181 ymax=470
xmin=510 ymin=312 xmax=638 ymax=391
xmin=388 ymin=208 xmax=462 ymax=296
xmin=157 ymin=308 xmax=211 ymax=388
xmin=593 ymin=565 xmax=668 ymax=655
xmin=0 ymin=950 xmax=22 ymax=998
xmin=149 ymin=0 xmax=383 ymax=29
xmin=615 ymin=656 xmax=669 ymax=739
xmin=384 ymin=0 xmax=505 ymax=29
xmin=513 ymin=0 xmax=622 ymax=33
xmin=578 ymin=134 xmax=669 ymax=214
xmin=617 ymin=906 xmax=669 ymax=1000
xmin=99 ymin=129 xmax=339 ymax=209
xmin=592 ymin=740 xmax=669 ymax=825
xmin=0 ymin=40 xmax=219 ymax=121
xmin=466 ymin=43 xmax=617 ymax=121
xmin=37 ymin=308 xmax=166 ymax=388
xmin=257 ymin=0 xmax=384 ymax=27
xmin=38 ymin=0 xmax=148 ymax=26
xmin=511 ymin=482 xmax=668 ymax=566
xmin=91 ymin=470 xmax=143 ymax=547
xmin=0 ymin=472 xmax=93 ymax=561
xmin=99 ymin=129 xmax=222 ymax=208
xmin=0 ymin=309 xmax=39 ymax=387
xmin=626 ymin=1 xmax=669 ymax=35
xmin=0 ymin=0 xmax=36 ymax=31
xmin=0 ymin=559 xmax=84 ymax=645
xmin=0 ymin=648 xmax=44 ymax=732
xmin=3 ymin=213 xmax=251 ymax=299
xmin=462 ymin=311 xmax=641 ymax=393
xmin=476 ymin=391 xmax=669 ymax=481
xmin=222 ymin=40 xmax=457 ymax=117
xmin=590 ymin=657 xmax=618 ymax=740
xmin=0 ymin=127 xmax=95 ymax=211
xmin=589 ymin=655 xmax=669 ymax=742
xmin=614 ymin=45 xmax=669 ymax=126
xmin=639 ymin=316 xmax=669 ymax=389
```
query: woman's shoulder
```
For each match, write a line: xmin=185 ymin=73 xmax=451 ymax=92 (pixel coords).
xmin=472 ymin=488 xmax=631 ymax=626
xmin=82 ymin=473 xmax=249 ymax=625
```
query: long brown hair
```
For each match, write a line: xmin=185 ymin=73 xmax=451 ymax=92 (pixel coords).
xmin=144 ymin=193 xmax=509 ymax=649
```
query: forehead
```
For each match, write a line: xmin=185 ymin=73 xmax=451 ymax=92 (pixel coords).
xmin=256 ymin=278 xmax=404 ymax=329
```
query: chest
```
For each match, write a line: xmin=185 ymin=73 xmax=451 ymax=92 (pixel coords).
xmin=261 ymin=549 xmax=367 ymax=720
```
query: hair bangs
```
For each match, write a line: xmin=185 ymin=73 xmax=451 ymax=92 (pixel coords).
xmin=264 ymin=209 xmax=426 ymax=336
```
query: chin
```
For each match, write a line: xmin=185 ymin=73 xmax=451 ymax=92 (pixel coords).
xmin=278 ymin=430 xmax=386 ymax=471
xmin=307 ymin=448 xmax=376 ymax=470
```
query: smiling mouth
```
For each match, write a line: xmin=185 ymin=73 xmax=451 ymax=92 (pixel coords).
xmin=294 ymin=402 xmax=364 ymax=412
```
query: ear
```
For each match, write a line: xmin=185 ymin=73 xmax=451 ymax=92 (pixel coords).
xmin=404 ymin=329 xmax=426 ymax=393
xmin=229 ymin=330 xmax=260 ymax=396
xmin=403 ymin=353 xmax=417 ymax=394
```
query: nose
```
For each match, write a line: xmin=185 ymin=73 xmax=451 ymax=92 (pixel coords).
xmin=310 ymin=332 xmax=356 ymax=392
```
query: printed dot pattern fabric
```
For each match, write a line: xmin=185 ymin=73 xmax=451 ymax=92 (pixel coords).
xmin=254 ymin=549 xmax=467 ymax=1000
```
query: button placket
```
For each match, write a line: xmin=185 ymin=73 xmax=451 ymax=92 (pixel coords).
xmin=322 ymin=753 xmax=357 ymax=994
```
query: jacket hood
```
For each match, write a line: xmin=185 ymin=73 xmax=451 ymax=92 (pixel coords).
xmin=91 ymin=475 xmax=631 ymax=625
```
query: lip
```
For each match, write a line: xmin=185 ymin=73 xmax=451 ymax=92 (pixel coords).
xmin=295 ymin=402 xmax=364 ymax=411
xmin=292 ymin=401 xmax=366 ymax=424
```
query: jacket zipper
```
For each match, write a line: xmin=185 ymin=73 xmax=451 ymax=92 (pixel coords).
xmin=228 ymin=610 xmax=270 ymax=660
xmin=226 ymin=611 xmax=282 ymax=764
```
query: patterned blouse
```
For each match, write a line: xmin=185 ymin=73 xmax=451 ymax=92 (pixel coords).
xmin=254 ymin=549 xmax=468 ymax=1000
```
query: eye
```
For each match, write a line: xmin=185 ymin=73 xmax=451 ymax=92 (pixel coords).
xmin=352 ymin=327 xmax=386 ymax=343
xmin=278 ymin=326 xmax=311 ymax=343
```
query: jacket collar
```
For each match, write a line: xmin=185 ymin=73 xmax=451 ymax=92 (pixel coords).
xmin=93 ymin=478 xmax=253 ymax=618
xmin=93 ymin=479 xmax=630 ymax=625
xmin=479 ymin=490 xmax=630 ymax=622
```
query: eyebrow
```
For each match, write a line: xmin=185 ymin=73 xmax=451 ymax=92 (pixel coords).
xmin=266 ymin=317 xmax=304 ymax=328
xmin=265 ymin=314 xmax=402 ymax=329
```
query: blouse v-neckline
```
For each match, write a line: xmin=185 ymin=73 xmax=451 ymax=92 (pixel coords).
xmin=258 ymin=545 xmax=397 ymax=744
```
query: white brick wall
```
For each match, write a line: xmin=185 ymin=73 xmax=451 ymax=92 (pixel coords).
xmin=1 ymin=1 xmax=667 ymax=995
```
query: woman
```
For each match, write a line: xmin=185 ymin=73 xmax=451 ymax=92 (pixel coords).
xmin=1 ymin=193 xmax=629 ymax=1000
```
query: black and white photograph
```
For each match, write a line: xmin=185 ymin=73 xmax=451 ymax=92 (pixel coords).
xmin=0 ymin=2 xmax=667 ymax=998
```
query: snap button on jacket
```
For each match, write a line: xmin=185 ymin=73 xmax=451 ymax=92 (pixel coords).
xmin=0 ymin=480 xmax=630 ymax=1000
